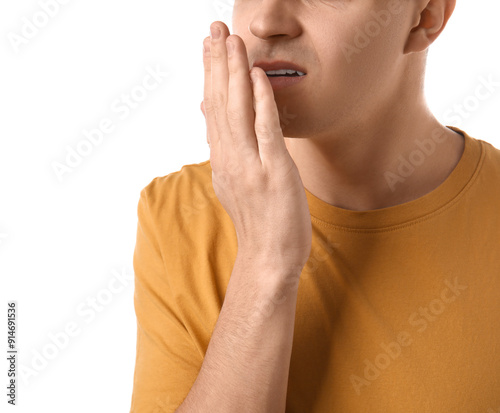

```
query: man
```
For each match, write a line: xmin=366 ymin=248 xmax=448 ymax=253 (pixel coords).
xmin=129 ymin=0 xmax=500 ymax=411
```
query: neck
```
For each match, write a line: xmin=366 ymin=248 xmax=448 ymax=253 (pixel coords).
xmin=284 ymin=97 xmax=465 ymax=212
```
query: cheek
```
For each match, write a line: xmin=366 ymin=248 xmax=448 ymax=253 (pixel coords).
xmin=311 ymin=38 xmax=398 ymax=116
xmin=319 ymin=3 xmax=404 ymax=63
xmin=320 ymin=15 xmax=403 ymax=90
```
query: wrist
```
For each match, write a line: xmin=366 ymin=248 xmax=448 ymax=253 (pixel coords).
xmin=233 ymin=250 xmax=304 ymax=291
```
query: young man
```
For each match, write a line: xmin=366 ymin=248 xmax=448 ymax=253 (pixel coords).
xmin=129 ymin=0 xmax=500 ymax=411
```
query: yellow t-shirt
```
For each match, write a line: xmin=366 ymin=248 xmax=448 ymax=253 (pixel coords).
xmin=129 ymin=127 xmax=500 ymax=413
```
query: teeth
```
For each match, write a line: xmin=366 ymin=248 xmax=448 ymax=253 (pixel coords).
xmin=265 ymin=69 xmax=306 ymax=76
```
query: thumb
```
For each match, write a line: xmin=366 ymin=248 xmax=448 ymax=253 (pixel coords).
xmin=200 ymin=100 xmax=206 ymax=118
xmin=201 ymin=100 xmax=210 ymax=145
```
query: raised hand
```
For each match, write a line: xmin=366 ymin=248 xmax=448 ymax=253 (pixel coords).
xmin=201 ymin=21 xmax=312 ymax=276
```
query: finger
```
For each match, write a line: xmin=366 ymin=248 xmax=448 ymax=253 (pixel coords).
xmin=250 ymin=68 xmax=290 ymax=167
xmin=209 ymin=22 xmax=234 ymax=150
xmin=203 ymin=36 xmax=218 ymax=152
xmin=226 ymin=35 xmax=259 ymax=157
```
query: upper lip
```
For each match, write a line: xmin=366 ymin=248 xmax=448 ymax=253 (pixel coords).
xmin=252 ymin=60 xmax=307 ymax=74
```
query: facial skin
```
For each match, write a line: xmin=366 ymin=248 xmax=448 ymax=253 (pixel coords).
xmin=231 ymin=0 xmax=465 ymax=211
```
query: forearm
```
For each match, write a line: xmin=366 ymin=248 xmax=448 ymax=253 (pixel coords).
xmin=175 ymin=253 xmax=302 ymax=413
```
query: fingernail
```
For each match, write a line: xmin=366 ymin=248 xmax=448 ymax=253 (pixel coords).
xmin=210 ymin=25 xmax=221 ymax=40
xmin=226 ymin=40 xmax=234 ymax=57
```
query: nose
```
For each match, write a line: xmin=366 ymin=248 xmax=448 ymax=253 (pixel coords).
xmin=248 ymin=0 xmax=302 ymax=40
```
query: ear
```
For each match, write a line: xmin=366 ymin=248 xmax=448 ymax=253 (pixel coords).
xmin=403 ymin=0 xmax=456 ymax=54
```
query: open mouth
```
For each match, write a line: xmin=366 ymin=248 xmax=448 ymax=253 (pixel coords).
xmin=265 ymin=69 xmax=306 ymax=77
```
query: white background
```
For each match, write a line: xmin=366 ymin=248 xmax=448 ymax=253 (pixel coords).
xmin=1 ymin=1 xmax=499 ymax=412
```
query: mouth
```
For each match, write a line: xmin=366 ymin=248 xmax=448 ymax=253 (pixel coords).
xmin=265 ymin=69 xmax=306 ymax=78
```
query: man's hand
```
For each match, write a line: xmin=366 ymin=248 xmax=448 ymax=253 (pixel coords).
xmin=201 ymin=21 xmax=312 ymax=275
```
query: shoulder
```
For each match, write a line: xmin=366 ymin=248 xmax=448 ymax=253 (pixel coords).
xmin=479 ymin=136 xmax=500 ymax=167
xmin=138 ymin=159 xmax=229 ymax=233
xmin=141 ymin=159 xmax=213 ymax=207
xmin=462 ymin=133 xmax=500 ymax=219
xmin=474 ymin=135 xmax=500 ymax=186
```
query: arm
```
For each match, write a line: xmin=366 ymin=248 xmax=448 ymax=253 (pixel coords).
xmin=175 ymin=253 xmax=302 ymax=413
xmin=177 ymin=19 xmax=313 ymax=413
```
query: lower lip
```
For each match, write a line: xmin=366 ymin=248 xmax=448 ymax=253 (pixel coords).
xmin=266 ymin=75 xmax=307 ymax=91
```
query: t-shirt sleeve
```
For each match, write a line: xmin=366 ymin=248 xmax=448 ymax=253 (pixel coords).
xmin=129 ymin=185 xmax=203 ymax=413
